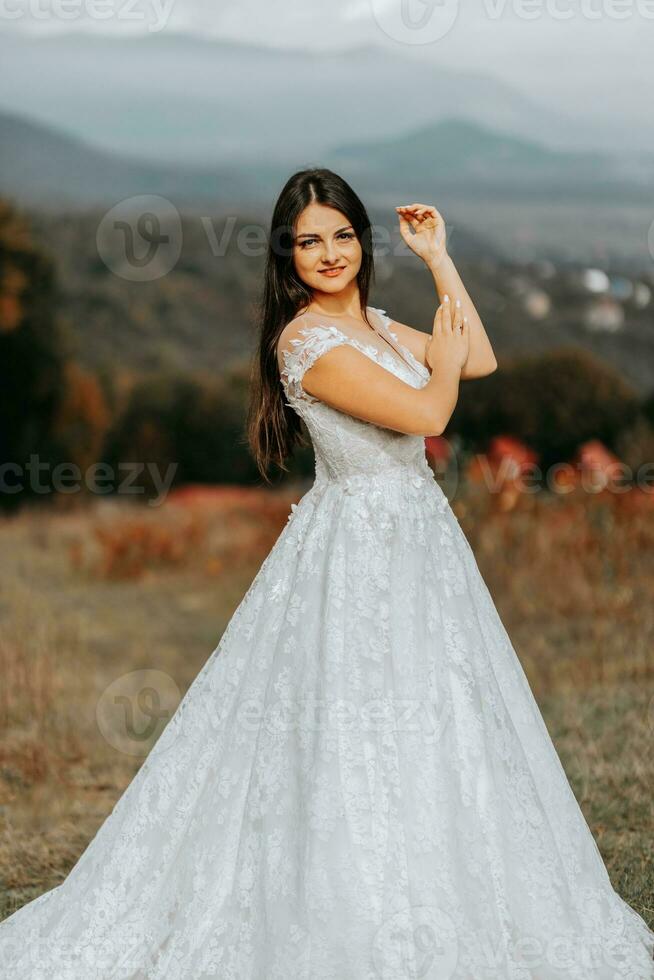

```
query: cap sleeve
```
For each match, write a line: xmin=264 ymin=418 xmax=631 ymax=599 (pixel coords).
xmin=279 ymin=323 xmax=350 ymax=405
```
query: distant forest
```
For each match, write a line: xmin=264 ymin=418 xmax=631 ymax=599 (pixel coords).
xmin=1 ymin=197 xmax=653 ymax=509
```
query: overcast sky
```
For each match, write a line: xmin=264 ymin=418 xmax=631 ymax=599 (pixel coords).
xmin=2 ymin=0 xmax=650 ymax=122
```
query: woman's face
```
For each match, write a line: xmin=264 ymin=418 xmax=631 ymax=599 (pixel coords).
xmin=292 ymin=203 xmax=362 ymax=295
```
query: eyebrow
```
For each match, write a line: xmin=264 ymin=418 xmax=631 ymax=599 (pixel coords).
xmin=295 ymin=225 xmax=354 ymax=240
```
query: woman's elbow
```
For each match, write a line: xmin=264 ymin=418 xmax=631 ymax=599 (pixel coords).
xmin=408 ymin=413 xmax=445 ymax=438
xmin=462 ymin=357 xmax=498 ymax=380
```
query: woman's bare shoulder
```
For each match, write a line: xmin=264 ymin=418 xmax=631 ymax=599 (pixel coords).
xmin=276 ymin=311 xmax=328 ymax=372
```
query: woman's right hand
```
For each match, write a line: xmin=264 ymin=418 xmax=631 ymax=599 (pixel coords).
xmin=426 ymin=296 xmax=469 ymax=373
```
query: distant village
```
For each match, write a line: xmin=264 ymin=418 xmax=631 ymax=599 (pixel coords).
xmin=509 ymin=262 xmax=651 ymax=333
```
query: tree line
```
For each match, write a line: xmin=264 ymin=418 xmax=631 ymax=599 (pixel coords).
xmin=1 ymin=198 xmax=652 ymax=510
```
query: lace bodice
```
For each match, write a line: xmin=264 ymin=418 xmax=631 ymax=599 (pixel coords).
xmin=2 ymin=307 xmax=653 ymax=978
xmin=279 ymin=307 xmax=433 ymax=489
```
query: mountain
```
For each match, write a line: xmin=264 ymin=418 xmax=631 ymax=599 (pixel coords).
xmin=2 ymin=110 xmax=650 ymax=212
xmin=2 ymin=110 xmax=651 ymax=264
xmin=325 ymin=117 xmax=653 ymax=200
xmin=0 ymin=31 xmax=640 ymax=167
xmin=0 ymin=111 xmax=270 ymax=208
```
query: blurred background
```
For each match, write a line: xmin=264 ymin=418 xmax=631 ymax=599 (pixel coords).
xmin=0 ymin=0 xmax=652 ymax=930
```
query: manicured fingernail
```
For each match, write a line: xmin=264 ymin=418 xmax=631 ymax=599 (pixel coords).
xmin=455 ymin=299 xmax=461 ymax=308
xmin=464 ymin=316 xmax=468 ymax=323
xmin=443 ymin=294 xmax=449 ymax=302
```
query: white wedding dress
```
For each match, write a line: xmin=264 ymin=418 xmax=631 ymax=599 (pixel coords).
xmin=1 ymin=306 xmax=652 ymax=980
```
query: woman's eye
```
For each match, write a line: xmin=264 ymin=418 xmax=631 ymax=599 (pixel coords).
xmin=298 ymin=232 xmax=355 ymax=249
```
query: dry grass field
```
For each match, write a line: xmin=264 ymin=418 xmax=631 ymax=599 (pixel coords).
xmin=1 ymin=479 xmax=652 ymax=929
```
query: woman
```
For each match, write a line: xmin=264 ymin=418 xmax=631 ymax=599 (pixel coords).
xmin=0 ymin=168 xmax=652 ymax=979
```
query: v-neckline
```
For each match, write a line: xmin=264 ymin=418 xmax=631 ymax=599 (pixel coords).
xmin=366 ymin=308 xmax=416 ymax=376
xmin=297 ymin=307 xmax=423 ymax=380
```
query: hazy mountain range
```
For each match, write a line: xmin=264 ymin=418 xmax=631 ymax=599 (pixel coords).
xmin=2 ymin=110 xmax=651 ymax=212
xmin=0 ymin=111 xmax=259 ymax=208
xmin=2 ymin=31 xmax=654 ymax=167
xmin=1 ymin=32 xmax=652 ymax=264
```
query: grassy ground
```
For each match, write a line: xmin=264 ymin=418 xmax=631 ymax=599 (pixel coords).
xmin=0 ymin=480 xmax=652 ymax=928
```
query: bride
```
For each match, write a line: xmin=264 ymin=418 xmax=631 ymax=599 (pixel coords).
xmin=1 ymin=168 xmax=652 ymax=979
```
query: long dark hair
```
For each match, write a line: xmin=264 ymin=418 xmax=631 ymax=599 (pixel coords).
xmin=247 ymin=167 xmax=375 ymax=482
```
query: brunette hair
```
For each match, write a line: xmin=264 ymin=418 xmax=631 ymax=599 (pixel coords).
xmin=246 ymin=167 xmax=375 ymax=481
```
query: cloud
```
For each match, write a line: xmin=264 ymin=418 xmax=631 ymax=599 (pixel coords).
xmin=0 ymin=0 xmax=650 ymax=127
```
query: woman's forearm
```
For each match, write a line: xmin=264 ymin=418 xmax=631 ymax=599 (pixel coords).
xmin=431 ymin=362 xmax=461 ymax=433
xmin=427 ymin=254 xmax=497 ymax=378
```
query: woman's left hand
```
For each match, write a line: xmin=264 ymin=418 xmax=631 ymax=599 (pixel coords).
xmin=396 ymin=204 xmax=448 ymax=267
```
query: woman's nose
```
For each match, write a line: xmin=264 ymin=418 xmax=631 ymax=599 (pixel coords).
xmin=321 ymin=241 xmax=340 ymax=263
